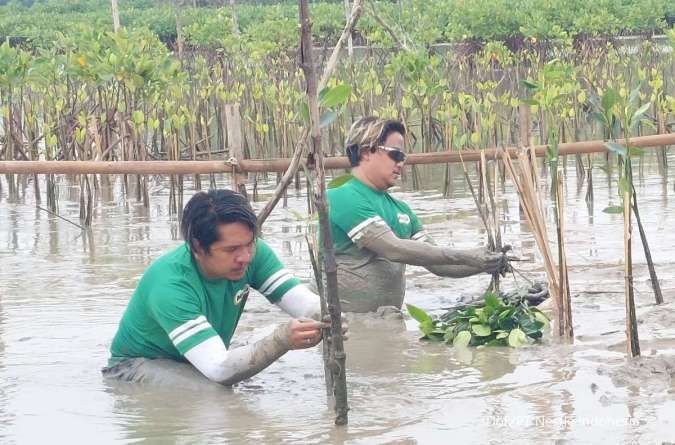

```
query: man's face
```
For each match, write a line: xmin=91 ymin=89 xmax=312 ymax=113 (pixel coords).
xmin=361 ymin=131 xmax=406 ymax=190
xmin=193 ymin=222 xmax=255 ymax=281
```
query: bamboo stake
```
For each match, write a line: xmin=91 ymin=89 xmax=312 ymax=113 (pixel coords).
xmin=225 ymin=104 xmax=247 ymax=197
xmin=623 ymin=173 xmax=640 ymax=357
xmin=555 ymin=177 xmax=573 ymax=337
xmin=631 ymin=188 xmax=664 ymax=305
xmin=299 ymin=0 xmax=348 ymax=426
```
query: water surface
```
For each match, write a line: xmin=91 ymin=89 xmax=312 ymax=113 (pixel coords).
xmin=1 ymin=155 xmax=674 ymax=444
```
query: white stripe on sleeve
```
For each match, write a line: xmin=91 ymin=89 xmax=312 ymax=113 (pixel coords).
xmin=172 ymin=320 xmax=212 ymax=347
xmin=263 ymin=273 xmax=295 ymax=296
xmin=258 ymin=268 xmax=291 ymax=295
xmin=169 ymin=315 xmax=207 ymax=341
xmin=347 ymin=216 xmax=384 ymax=240
xmin=411 ymin=231 xmax=429 ymax=241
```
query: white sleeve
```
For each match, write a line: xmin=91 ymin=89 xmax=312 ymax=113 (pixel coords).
xmin=183 ymin=323 xmax=291 ymax=385
xmin=275 ymin=284 xmax=321 ymax=320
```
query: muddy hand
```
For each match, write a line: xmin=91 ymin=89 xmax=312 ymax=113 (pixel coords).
xmin=473 ymin=248 xmax=504 ymax=274
xmin=287 ymin=318 xmax=326 ymax=350
xmin=498 ymin=244 xmax=514 ymax=276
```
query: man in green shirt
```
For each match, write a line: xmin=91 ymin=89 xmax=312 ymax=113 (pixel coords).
xmin=328 ymin=116 xmax=507 ymax=312
xmin=104 ymin=189 xmax=327 ymax=386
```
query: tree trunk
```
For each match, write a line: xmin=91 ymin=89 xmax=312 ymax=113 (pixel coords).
xmin=229 ymin=0 xmax=240 ymax=35
xmin=111 ymin=0 xmax=120 ymax=32
xmin=175 ymin=0 xmax=184 ymax=59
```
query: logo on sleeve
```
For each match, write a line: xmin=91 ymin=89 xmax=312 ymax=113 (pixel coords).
xmin=233 ymin=285 xmax=250 ymax=305
xmin=397 ymin=213 xmax=411 ymax=225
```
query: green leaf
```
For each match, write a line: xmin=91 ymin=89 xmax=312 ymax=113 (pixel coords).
xmin=590 ymin=111 xmax=608 ymax=126
xmin=319 ymin=84 xmax=352 ymax=108
xmin=443 ymin=327 xmax=455 ymax=343
xmin=618 ymin=177 xmax=630 ymax=195
xmin=498 ymin=308 xmax=513 ymax=320
xmin=628 ymin=86 xmax=641 ymax=107
xmin=327 ymin=174 xmax=353 ymax=189
xmin=533 ymin=311 xmax=549 ymax=328
xmin=601 ymin=88 xmax=619 ymax=114
xmin=508 ymin=328 xmax=527 ymax=347
xmin=132 ymin=110 xmax=144 ymax=126
xmin=630 ymin=102 xmax=651 ymax=127
xmin=603 ymin=205 xmax=624 ymax=214
xmin=472 ymin=324 xmax=492 ymax=337
xmin=496 ymin=332 xmax=509 ymax=339
xmin=406 ymin=303 xmax=432 ymax=324
xmin=420 ymin=320 xmax=434 ymax=336
xmin=319 ymin=110 xmax=337 ymax=128
xmin=628 ymin=146 xmax=645 ymax=157
xmin=484 ymin=292 xmax=500 ymax=309
xmin=520 ymin=80 xmax=538 ymax=90
xmin=605 ymin=141 xmax=627 ymax=158
xmin=453 ymin=330 xmax=472 ymax=348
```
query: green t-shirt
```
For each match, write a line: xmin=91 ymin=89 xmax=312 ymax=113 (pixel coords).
xmin=327 ymin=177 xmax=425 ymax=253
xmin=109 ymin=239 xmax=300 ymax=365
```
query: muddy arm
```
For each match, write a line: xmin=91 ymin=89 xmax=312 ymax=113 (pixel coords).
xmin=184 ymin=323 xmax=292 ymax=386
xmin=275 ymin=284 xmax=321 ymax=320
xmin=358 ymin=224 xmax=502 ymax=273
xmin=414 ymin=233 xmax=485 ymax=277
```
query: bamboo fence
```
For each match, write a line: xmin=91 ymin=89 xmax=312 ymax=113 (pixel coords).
xmin=1 ymin=133 xmax=674 ymax=175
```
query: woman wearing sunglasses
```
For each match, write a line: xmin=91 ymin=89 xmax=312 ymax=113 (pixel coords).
xmin=326 ymin=116 xmax=507 ymax=313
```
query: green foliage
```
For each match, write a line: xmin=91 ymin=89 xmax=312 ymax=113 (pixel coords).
xmin=0 ymin=0 xmax=671 ymax=51
xmin=406 ymin=292 xmax=549 ymax=348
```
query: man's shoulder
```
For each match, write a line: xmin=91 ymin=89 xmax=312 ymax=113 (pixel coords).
xmin=328 ymin=178 xmax=376 ymax=206
xmin=147 ymin=244 xmax=192 ymax=273
xmin=327 ymin=179 xmax=356 ymax=200
xmin=141 ymin=244 xmax=198 ymax=290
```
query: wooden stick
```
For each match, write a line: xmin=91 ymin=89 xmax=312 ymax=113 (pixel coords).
xmin=3 ymin=133 xmax=675 ymax=175
xmin=299 ymin=0 xmax=348 ymax=425
xmin=556 ymin=177 xmax=573 ymax=337
xmin=624 ymin=176 xmax=640 ymax=357
xmin=631 ymin=188 xmax=664 ymax=305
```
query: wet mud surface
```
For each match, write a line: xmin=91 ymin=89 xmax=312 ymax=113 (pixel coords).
xmin=1 ymin=156 xmax=675 ymax=443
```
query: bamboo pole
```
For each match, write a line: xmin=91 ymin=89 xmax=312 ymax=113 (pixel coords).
xmin=299 ymin=0 xmax=348 ymax=425
xmin=225 ymin=103 xmax=247 ymax=197
xmin=2 ymin=133 xmax=675 ymax=175
xmin=111 ymin=0 xmax=120 ymax=32
xmin=624 ymin=176 xmax=640 ymax=357
xmin=632 ymin=189 xmax=664 ymax=305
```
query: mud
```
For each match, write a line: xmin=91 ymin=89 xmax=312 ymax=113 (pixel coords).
xmin=1 ymin=155 xmax=675 ymax=443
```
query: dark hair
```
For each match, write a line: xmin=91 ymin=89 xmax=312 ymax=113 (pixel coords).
xmin=345 ymin=116 xmax=406 ymax=167
xmin=181 ymin=189 xmax=257 ymax=254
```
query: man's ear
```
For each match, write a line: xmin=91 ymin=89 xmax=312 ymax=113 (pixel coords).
xmin=360 ymin=147 xmax=374 ymax=163
xmin=191 ymin=239 xmax=207 ymax=257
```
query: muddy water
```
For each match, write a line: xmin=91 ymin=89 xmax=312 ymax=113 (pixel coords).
xmin=1 ymin=155 xmax=675 ymax=444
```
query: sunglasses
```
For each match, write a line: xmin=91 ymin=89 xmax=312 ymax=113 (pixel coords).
xmin=377 ymin=145 xmax=407 ymax=163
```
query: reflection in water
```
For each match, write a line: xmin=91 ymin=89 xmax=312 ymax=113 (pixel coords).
xmin=1 ymin=154 xmax=674 ymax=443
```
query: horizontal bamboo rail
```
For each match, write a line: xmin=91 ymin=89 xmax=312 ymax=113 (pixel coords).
xmin=1 ymin=133 xmax=673 ymax=175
